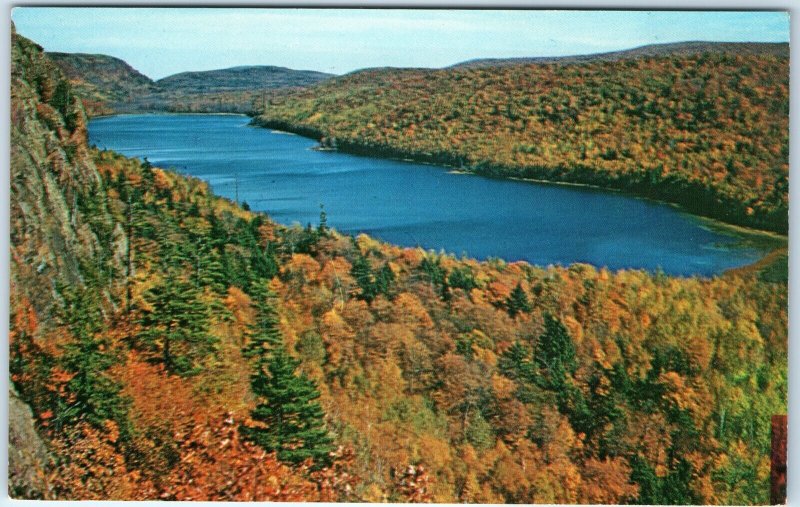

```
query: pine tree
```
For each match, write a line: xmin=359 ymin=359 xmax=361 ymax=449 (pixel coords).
xmin=318 ymin=203 xmax=328 ymax=236
xmin=534 ymin=314 xmax=577 ymax=390
xmin=140 ymin=157 xmax=155 ymax=188
xmin=186 ymin=237 xmax=226 ymax=294
xmin=58 ymin=288 xmax=130 ymax=434
xmin=351 ymin=253 xmax=377 ymax=302
xmin=447 ymin=266 xmax=477 ymax=292
xmin=138 ymin=268 xmax=216 ymax=376
xmin=243 ymin=283 xmax=283 ymax=360
xmin=506 ymin=283 xmax=531 ymax=317
xmin=375 ymin=263 xmax=396 ymax=299
xmin=241 ymin=346 xmax=335 ymax=466
xmin=498 ymin=341 xmax=535 ymax=382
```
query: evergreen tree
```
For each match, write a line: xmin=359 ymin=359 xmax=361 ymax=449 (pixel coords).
xmin=420 ymin=256 xmax=446 ymax=289
xmin=318 ymin=203 xmax=328 ymax=236
xmin=140 ymin=157 xmax=155 ymax=188
xmin=58 ymin=288 xmax=130 ymax=434
xmin=506 ymin=283 xmax=532 ymax=317
xmin=498 ymin=341 xmax=535 ymax=383
xmin=138 ymin=268 xmax=217 ymax=376
xmin=375 ymin=263 xmax=396 ymax=299
xmin=249 ymin=242 xmax=278 ymax=282
xmin=241 ymin=346 xmax=335 ymax=466
xmin=448 ymin=266 xmax=477 ymax=292
xmin=243 ymin=283 xmax=283 ymax=360
xmin=185 ymin=237 xmax=226 ymax=294
xmin=534 ymin=314 xmax=577 ymax=390
xmin=351 ymin=253 xmax=377 ymax=302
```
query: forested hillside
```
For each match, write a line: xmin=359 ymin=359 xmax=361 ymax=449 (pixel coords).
xmin=47 ymin=52 xmax=158 ymax=116
xmin=11 ymin=27 xmax=357 ymax=501
xmin=10 ymin=29 xmax=787 ymax=504
xmin=48 ymin=52 xmax=332 ymax=115
xmin=254 ymin=44 xmax=789 ymax=233
xmin=156 ymin=65 xmax=332 ymax=93
xmin=451 ymin=41 xmax=788 ymax=69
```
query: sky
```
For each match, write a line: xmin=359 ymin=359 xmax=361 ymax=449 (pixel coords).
xmin=11 ymin=8 xmax=790 ymax=80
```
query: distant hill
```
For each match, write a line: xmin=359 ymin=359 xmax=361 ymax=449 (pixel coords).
xmin=156 ymin=65 xmax=333 ymax=94
xmin=48 ymin=52 xmax=157 ymax=97
xmin=451 ymin=41 xmax=789 ymax=69
xmin=47 ymin=52 xmax=158 ymax=115
xmin=48 ymin=53 xmax=335 ymax=115
xmin=255 ymin=41 xmax=789 ymax=233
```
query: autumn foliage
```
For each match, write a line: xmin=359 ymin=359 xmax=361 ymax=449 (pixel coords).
xmin=10 ymin=27 xmax=787 ymax=504
xmin=256 ymin=48 xmax=788 ymax=233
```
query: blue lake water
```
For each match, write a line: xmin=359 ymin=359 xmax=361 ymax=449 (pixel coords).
xmin=88 ymin=113 xmax=764 ymax=276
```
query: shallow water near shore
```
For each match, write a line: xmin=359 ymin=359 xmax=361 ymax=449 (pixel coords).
xmin=89 ymin=113 xmax=768 ymax=276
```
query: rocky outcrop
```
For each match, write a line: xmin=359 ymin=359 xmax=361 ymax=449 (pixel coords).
xmin=11 ymin=26 xmax=123 ymax=330
xmin=8 ymin=388 xmax=51 ymax=499
xmin=10 ymin=25 xmax=127 ymax=497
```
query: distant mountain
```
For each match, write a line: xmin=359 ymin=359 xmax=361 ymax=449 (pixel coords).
xmin=450 ymin=41 xmax=789 ymax=69
xmin=156 ymin=65 xmax=333 ymax=94
xmin=48 ymin=53 xmax=335 ymax=115
xmin=47 ymin=52 xmax=158 ymax=115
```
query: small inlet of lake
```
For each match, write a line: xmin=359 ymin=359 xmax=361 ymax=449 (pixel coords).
xmin=88 ymin=113 xmax=766 ymax=276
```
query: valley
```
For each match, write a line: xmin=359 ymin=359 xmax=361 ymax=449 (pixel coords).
xmin=8 ymin=17 xmax=789 ymax=505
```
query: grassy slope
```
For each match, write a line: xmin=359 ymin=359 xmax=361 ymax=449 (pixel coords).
xmin=255 ymin=44 xmax=788 ymax=234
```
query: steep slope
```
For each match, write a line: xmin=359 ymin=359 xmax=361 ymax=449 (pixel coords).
xmin=255 ymin=43 xmax=789 ymax=233
xmin=12 ymin=30 xmax=788 ymax=504
xmin=10 ymin=27 xmax=127 ymax=498
xmin=156 ymin=65 xmax=332 ymax=94
xmin=10 ymin=29 xmax=355 ymax=501
xmin=12 ymin=33 xmax=125 ymax=328
xmin=451 ymin=41 xmax=789 ymax=69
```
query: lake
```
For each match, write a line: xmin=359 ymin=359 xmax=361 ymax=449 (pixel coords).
xmin=88 ymin=114 xmax=764 ymax=276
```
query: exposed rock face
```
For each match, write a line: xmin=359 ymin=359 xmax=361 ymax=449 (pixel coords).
xmin=11 ymin=25 xmax=122 ymax=330
xmin=8 ymin=388 xmax=51 ymax=499
xmin=10 ymin=25 xmax=126 ymax=497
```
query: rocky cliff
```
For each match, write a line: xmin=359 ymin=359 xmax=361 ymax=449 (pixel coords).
xmin=10 ymin=25 xmax=127 ymax=497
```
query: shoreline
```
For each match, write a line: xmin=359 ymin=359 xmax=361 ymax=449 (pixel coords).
xmin=89 ymin=113 xmax=787 ymax=280
xmin=90 ymin=111 xmax=249 ymax=120
xmin=254 ymin=117 xmax=787 ymax=243
xmin=252 ymin=119 xmax=786 ymax=280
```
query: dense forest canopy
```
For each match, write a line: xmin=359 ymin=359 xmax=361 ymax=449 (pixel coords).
xmin=254 ymin=45 xmax=789 ymax=233
xmin=9 ymin=26 xmax=788 ymax=504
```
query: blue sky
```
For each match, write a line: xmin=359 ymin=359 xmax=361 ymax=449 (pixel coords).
xmin=11 ymin=8 xmax=790 ymax=79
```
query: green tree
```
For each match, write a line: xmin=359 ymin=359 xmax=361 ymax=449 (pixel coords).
xmin=351 ymin=253 xmax=377 ymax=302
xmin=57 ymin=288 xmax=130 ymax=434
xmin=243 ymin=283 xmax=283 ymax=360
xmin=534 ymin=314 xmax=577 ymax=390
xmin=240 ymin=346 xmax=335 ymax=466
xmin=498 ymin=341 xmax=535 ymax=383
xmin=318 ymin=203 xmax=328 ymax=236
xmin=506 ymin=283 xmax=532 ymax=317
xmin=448 ymin=266 xmax=477 ymax=292
xmin=375 ymin=263 xmax=396 ymax=299
xmin=138 ymin=269 xmax=216 ymax=376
